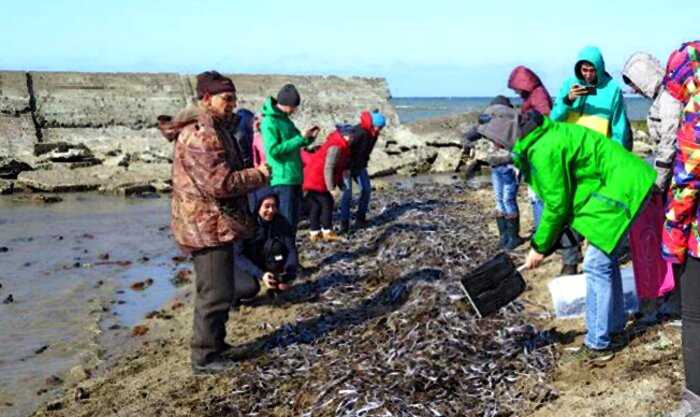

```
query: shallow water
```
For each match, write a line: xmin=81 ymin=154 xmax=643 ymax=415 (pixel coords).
xmin=0 ymin=194 xmax=179 ymax=417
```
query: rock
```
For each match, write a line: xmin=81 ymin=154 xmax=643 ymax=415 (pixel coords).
xmin=67 ymin=366 xmax=91 ymax=384
xmin=130 ymin=278 xmax=154 ymax=291
xmin=74 ymin=387 xmax=90 ymax=401
xmin=371 ymin=179 xmax=393 ymax=191
xmin=34 ymin=345 xmax=49 ymax=355
xmin=132 ymin=325 xmax=149 ymax=337
xmin=0 ymin=114 xmax=38 ymax=165
xmin=45 ymin=375 xmax=63 ymax=387
xmin=46 ymin=400 xmax=63 ymax=411
xmin=0 ymin=179 xmax=14 ymax=194
xmin=11 ymin=194 xmax=63 ymax=204
xmin=3 ymin=294 xmax=14 ymax=304
xmin=171 ymin=269 xmax=193 ymax=286
xmin=0 ymin=71 xmax=31 ymax=114
xmin=17 ymin=165 xmax=123 ymax=192
xmin=431 ymin=149 xmax=463 ymax=173
xmin=31 ymin=72 xmax=188 ymax=129
xmin=39 ymin=147 xmax=94 ymax=163
xmin=103 ymin=153 xmax=131 ymax=167
xmin=0 ymin=157 xmax=32 ymax=179
xmin=0 ymin=247 xmax=8 ymax=252
xmin=633 ymin=141 xmax=654 ymax=156
xmin=634 ymin=129 xmax=650 ymax=143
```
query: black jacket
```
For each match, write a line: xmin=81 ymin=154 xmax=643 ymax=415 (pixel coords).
xmin=348 ymin=125 xmax=377 ymax=172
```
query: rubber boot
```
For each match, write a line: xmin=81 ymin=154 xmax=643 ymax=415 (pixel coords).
xmin=355 ymin=213 xmax=369 ymax=229
xmin=496 ymin=217 xmax=508 ymax=249
xmin=503 ymin=217 xmax=525 ymax=250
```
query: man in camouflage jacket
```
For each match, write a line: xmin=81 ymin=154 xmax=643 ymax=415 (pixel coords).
xmin=159 ymin=71 xmax=270 ymax=373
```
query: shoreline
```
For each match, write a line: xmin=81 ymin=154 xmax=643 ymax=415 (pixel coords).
xmin=22 ymin=179 xmax=684 ymax=417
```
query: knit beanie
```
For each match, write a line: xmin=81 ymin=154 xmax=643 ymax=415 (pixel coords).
xmin=276 ymin=84 xmax=301 ymax=107
xmin=371 ymin=110 xmax=386 ymax=128
xmin=196 ymin=71 xmax=236 ymax=99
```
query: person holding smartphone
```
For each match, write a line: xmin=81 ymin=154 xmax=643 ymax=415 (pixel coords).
xmin=260 ymin=84 xmax=320 ymax=239
xmin=549 ymin=46 xmax=632 ymax=276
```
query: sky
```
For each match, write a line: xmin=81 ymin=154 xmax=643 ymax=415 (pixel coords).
xmin=0 ymin=0 xmax=696 ymax=97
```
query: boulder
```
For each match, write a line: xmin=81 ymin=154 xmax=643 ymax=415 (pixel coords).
xmin=31 ymin=72 xmax=188 ymax=128
xmin=41 ymin=127 xmax=168 ymax=158
xmin=0 ymin=157 xmax=32 ymax=179
xmin=0 ymin=114 xmax=38 ymax=163
xmin=0 ymin=71 xmax=31 ymax=114
xmin=431 ymin=149 xmax=463 ymax=173
xmin=0 ymin=179 xmax=13 ymax=194
xmin=633 ymin=141 xmax=654 ymax=156
xmin=17 ymin=165 xmax=123 ymax=192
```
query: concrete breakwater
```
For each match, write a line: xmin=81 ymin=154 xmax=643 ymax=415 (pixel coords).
xmin=0 ymin=71 xmax=469 ymax=195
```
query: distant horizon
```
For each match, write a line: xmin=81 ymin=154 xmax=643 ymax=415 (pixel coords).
xmin=2 ymin=1 xmax=696 ymax=96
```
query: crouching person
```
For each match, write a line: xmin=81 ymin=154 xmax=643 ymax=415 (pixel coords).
xmin=303 ymin=126 xmax=354 ymax=242
xmin=473 ymin=103 xmax=655 ymax=359
xmin=159 ymin=71 xmax=270 ymax=374
xmin=234 ymin=190 xmax=299 ymax=300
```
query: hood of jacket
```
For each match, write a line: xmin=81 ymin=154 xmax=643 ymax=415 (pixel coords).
xmin=663 ymin=41 xmax=700 ymax=103
xmin=359 ymin=110 xmax=373 ymax=132
xmin=158 ymin=103 xmax=204 ymax=142
xmin=508 ymin=66 xmax=543 ymax=93
xmin=261 ymin=96 xmax=288 ymax=119
xmin=575 ymin=46 xmax=611 ymax=87
xmin=622 ymin=52 xmax=663 ymax=99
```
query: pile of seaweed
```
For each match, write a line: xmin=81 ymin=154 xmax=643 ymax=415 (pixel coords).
xmin=195 ymin=182 xmax=558 ymax=417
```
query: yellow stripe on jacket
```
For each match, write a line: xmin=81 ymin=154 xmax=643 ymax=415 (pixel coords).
xmin=566 ymin=113 xmax=610 ymax=137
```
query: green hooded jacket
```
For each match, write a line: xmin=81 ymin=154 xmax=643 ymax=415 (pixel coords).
xmin=513 ymin=117 xmax=655 ymax=255
xmin=550 ymin=46 xmax=632 ymax=150
xmin=260 ymin=97 xmax=313 ymax=186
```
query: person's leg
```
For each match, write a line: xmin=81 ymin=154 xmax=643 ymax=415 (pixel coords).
xmin=339 ymin=174 xmax=353 ymax=229
xmin=191 ymin=244 xmax=235 ymax=366
xmin=559 ymin=230 xmax=583 ymax=275
xmin=682 ymin=256 xmax=700 ymax=395
xmin=307 ymin=192 xmax=322 ymax=235
xmin=502 ymin=166 xmax=524 ymax=250
xmin=233 ymin=266 xmax=260 ymax=302
xmin=583 ymin=244 xmax=621 ymax=350
xmin=273 ymin=185 xmax=295 ymax=236
xmin=320 ymin=192 xmax=334 ymax=231
xmin=491 ymin=166 xmax=508 ymax=247
xmin=356 ymin=169 xmax=372 ymax=223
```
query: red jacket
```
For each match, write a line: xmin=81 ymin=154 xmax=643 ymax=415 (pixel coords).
xmin=508 ymin=66 xmax=553 ymax=116
xmin=302 ymin=131 xmax=351 ymax=192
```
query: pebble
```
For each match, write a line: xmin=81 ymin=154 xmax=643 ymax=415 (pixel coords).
xmin=74 ymin=387 xmax=89 ymax=401
xmin=0 ymin=247 xmax=8 ymax=253
xmin=132 ymin=325 xmax=149 ymax=337
xmin=3 ymin=294 xmax=14 ymax=304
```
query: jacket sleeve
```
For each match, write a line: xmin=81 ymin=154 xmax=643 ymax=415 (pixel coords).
xmin=181 ymin=126 xmax=267 ymax=199
xmin=550 ymin=80 xmax=573 ymax=122
xmin=324 ymin=146 xmax=340 ymax=191
xmin=262 ymin=121 xmax=310 ymax=158
xmin=610 ymin=89 xmax=632 ymax=150
xmin=651 ymin=90 xmax=684 ymax=190
xmin=233 ymin=241 xmax=264 ymax=279
xmin=530 ymin=154 xmax=572 ymax=254
xmin=486 ymin=148 xmax=513 ymax=166
xmin=530 ymin=87 xmax=553 ymax=115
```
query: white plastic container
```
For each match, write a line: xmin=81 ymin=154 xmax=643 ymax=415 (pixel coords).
xmin=548 ymin=266 xmax=639 ymax=318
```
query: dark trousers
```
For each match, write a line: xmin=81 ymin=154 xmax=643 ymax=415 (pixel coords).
xmin=272 ymin=185 xmax=302 ymax=236
xmin=682 ymin=256 xmax=700 ymax=395
xmin=191 ymin=244 xmax=235 ymax=365
xmin=233 ymin=266 xmax=260 ymax=301
xmin=307 ymin=191 xmax=333 ymax=231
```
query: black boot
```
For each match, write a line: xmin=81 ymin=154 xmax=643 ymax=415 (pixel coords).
xmin=496 ymin=217 xmax=508 ymax=248
xmin=504 ymin=217 xmax=525 ymax=250
xmin=355 ymin=214 xmax=369 ymax=228
xmin=340 ymin=219 xmax=350 ymax=234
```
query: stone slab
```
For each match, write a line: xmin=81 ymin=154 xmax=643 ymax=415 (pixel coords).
xmin=0 ymin=71 xmax=31 ymax=114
